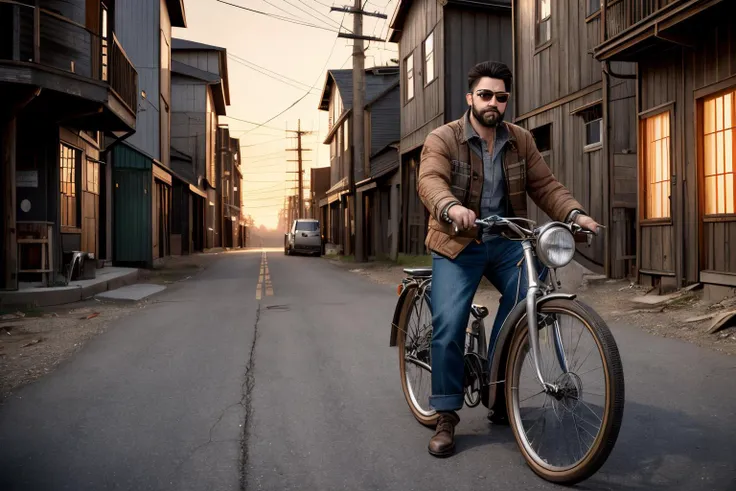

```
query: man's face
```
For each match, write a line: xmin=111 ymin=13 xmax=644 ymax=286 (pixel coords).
xmin=465 ymin=77 xmax=509 ymax=128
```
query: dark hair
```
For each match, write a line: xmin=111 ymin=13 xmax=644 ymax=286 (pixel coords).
xmin=468 ymin=61 xmax=513 ymax=92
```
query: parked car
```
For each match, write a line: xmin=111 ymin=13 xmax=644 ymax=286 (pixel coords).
xmin=284 ymin=219 xmax=322 ymax=256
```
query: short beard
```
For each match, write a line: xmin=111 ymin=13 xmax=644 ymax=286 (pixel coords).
xmin=472 ymin=105 xmax=505 ymax=128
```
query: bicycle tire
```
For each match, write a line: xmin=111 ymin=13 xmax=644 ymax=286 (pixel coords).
xmin=397 ymin=285 xmax=439 ymax=428
xmin=505 ymin=299 xmax=625 ymax=485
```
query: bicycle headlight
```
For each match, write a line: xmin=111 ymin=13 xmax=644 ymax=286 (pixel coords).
xmin=537 ymin=225 xmax=576 ymax=269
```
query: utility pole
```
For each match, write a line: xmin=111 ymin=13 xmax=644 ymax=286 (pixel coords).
xmin=331 ymin=4 xmax=385 ymax=261
xmin=286 ymin=119 xmax=312 ymax=219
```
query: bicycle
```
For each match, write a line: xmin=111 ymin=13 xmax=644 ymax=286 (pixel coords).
xmin=389 ymin=215 xmax=624 ymax=485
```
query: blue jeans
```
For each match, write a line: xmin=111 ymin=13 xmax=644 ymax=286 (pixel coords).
xmin=429 ymin=238 xmax=544 ymax=412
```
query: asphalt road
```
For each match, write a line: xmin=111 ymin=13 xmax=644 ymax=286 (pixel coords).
xmin=1 ymin=249 xmax=735 ymax=490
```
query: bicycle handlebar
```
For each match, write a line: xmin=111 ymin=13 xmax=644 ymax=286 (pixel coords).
xmin=449 ymin=214 xmax=600 ymax=241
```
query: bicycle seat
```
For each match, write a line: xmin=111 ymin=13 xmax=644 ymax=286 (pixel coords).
xmin=403 ymin=268 xmax=432 ymax=277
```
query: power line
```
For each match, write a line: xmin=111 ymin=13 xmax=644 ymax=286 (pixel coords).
xmin=291 ymin=0 xmax=349 ymax=31
xmin=220 ymin=114 xmax=285 ymax=132
xmin=241 ymin=137 xmax=287 ymax=148
xmin=216 ymin=0 xmax=341 ymax=32
xmin=243 ymin=149 xmax=287 ymax=160
xmin=228 ymin=53 xmax=318 ymax=92
xmin=242 ymin=35 xmax=341 ymax=135
xmin=228 ymin=56 xmax=318 ymax=94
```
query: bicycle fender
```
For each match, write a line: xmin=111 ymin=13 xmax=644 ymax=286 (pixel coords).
xmin=390 ymin=283 xmax=417 ymax=347
xmin=484 ymin=293 xmax=577 ymax=410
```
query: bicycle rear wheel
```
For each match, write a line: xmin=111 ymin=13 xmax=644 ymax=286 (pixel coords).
xmin=396 ymin=285 xmax=439 ymax=427
xmin=505 ymin=299 xmax=624 ymax=485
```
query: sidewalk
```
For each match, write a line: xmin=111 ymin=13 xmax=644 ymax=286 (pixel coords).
xmin=0 ymin=267 xmax=140 ymax=308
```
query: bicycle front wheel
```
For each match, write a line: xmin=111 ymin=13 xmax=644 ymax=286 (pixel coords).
xmin=505 ymin=299 xmax=624 ymax=485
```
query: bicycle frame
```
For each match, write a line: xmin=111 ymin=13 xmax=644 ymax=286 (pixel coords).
xmin=392 ymin=215 xmax=597 ymax=408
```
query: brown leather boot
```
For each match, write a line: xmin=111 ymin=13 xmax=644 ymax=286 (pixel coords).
xmin=428 ymin=411 xmax=460 ymax=457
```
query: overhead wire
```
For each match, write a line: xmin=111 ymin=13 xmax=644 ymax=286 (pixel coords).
xmin=216 ymin=0 xmax=342 ymax=32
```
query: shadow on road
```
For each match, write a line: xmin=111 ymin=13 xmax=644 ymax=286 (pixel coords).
xmin=450 ymin=400 xmax=735 ymax=490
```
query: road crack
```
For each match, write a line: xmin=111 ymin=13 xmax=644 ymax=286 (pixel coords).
xmin=240 ymin=303 xmax=260 ymax=491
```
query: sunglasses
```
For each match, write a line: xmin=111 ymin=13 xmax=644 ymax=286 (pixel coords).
xmin=474 ymin=89 xmax=510 ymax=104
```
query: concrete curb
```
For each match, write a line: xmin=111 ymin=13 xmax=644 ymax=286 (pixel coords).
xmin=0 ymin=269 xmax=140 ymax=308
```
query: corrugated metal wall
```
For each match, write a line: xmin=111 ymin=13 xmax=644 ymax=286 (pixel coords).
xmin=114 ymin=0 xmax=161 ymax=160
xmin=112 ymin=145 xmax=152 ymax=265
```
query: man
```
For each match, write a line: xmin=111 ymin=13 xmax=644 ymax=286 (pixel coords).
xmin=416 ymin=61 xmax=599 ymax=457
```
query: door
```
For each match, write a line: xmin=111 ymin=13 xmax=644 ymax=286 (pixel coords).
xmin=82 ymin=158 xmax=101 ymax=257
xmin=638 ymin=109 xmax=676 ymax=278
xmin=157 ymin=180 xmax=170 ymax=258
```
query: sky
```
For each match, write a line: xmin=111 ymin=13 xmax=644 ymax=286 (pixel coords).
xmin=172 ymin=0 xmax=399 ymax=230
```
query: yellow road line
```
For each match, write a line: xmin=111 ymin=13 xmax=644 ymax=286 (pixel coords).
xmin=256 ymin=251 xmax=265 ymax=300
xmin=256 ymin=250 xmax=274 ymax=298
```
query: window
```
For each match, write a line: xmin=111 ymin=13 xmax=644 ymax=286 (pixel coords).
xmin=424 ymin=31 xmax=435 ymax=85
xmin=642 ymin=112 xmax=671 ymax=219
xmin=536 ymin=0 xmax=551 ymax=45
xmin=580 ymin=104 xmax=603 ymax=148
xmin=296 ymin=221 xmax=319 ymax=232
xmin=587 ymin=0 xmax=600 ymax=17
xmin=531 ymin=123 xmax=552 ymax=152
xmin=703 ymin=90 xmax=735 ymax=215
xmin=101 ymin=3 xmax=109 ymax=81
xmin=344 ymin=121 xmax=349 ymax=152
xmin=405 ymin=54 xmax=414 ymax=102
xmin=531 ymin=123 xmax=552 ymax=168
xmin=331 ymin=95 xmax=340 ymax=130
xmin=86 ymin=158 xmax=100 ymax=195
xmin=60 ymin=143 xmax=80 ymax=228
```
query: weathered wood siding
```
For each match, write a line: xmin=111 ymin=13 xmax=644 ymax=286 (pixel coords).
xmin=115 ymin=0 xmax=161 ymax=160
xmin=171 ymin=76 xmax=207 ymax=184
xmin=520 ymin=90 xmax=607 ymax=270
xmin=444 ymin=6 xmax=513 ymax=122
xmin=636 ymin=5 xmax=736 ymax=284
xmin=369 ymin=85 xmax=400 ymax=156
xmin=514 ymin=0 xmax=602 ymax=117
xmin=398 ymin=0 xmax=444 ymax=155
xmin=172 ymin=51 xmax=221 ymax=77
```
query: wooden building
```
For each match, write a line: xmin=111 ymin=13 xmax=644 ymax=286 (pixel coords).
xmin=317 ymin=66 xmax=400 ymax=256
xmin=170 ymin=38 xmax=231 ymax=253
xmin=1 ymin=0 xmax=138 ymax=289
xmin=109 ymin=0 xmax=187 ymax=267
xmin=309 ymin=166 xmax=331 ymax=220
xmin=388 ymin=0 xmax=513 ymax=255
xmin=216 ymin=125 xmax=243 ymax=249
xmin=513 ymin=0 xmax=638 ymax=278
xmin=594 ymin=0 xmax=734 ymax=295
xmin=355 ymin=81 xmax=401 ymax=261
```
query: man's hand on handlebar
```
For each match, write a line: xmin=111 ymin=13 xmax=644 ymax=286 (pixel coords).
xmin=573 ymin=214 xmax=600 ymax=235
xmin=447 ymin=205 xmax=476 ymax=230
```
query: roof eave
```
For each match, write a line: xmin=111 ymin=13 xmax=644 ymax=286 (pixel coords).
xmin=323 ymin=108 xmax=352 ymax=144
xmin=212 ymin=82 xmax=227 ymax=116
xmin=166 ymin=0 xmax=187 ymax=27
xmin=220 ymin=51 xmax=231 ymax=105
xmin=318 ymin=72 xmax=335 ymax=111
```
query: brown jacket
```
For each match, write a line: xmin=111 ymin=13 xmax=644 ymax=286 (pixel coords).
xmin=417 ymin=114 xmax=585 ymax=259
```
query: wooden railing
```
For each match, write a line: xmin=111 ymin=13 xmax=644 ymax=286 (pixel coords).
xmin=603 ymin=0 xmax=682 ymax=40
xmin=109 ymin=33 xmax=137 ymax=112
xmin=0 ymin=0 xmax=137 ymax=113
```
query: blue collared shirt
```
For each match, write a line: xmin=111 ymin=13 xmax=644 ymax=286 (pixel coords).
xmin=464 ymin=110 xmax=509 ymax=241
